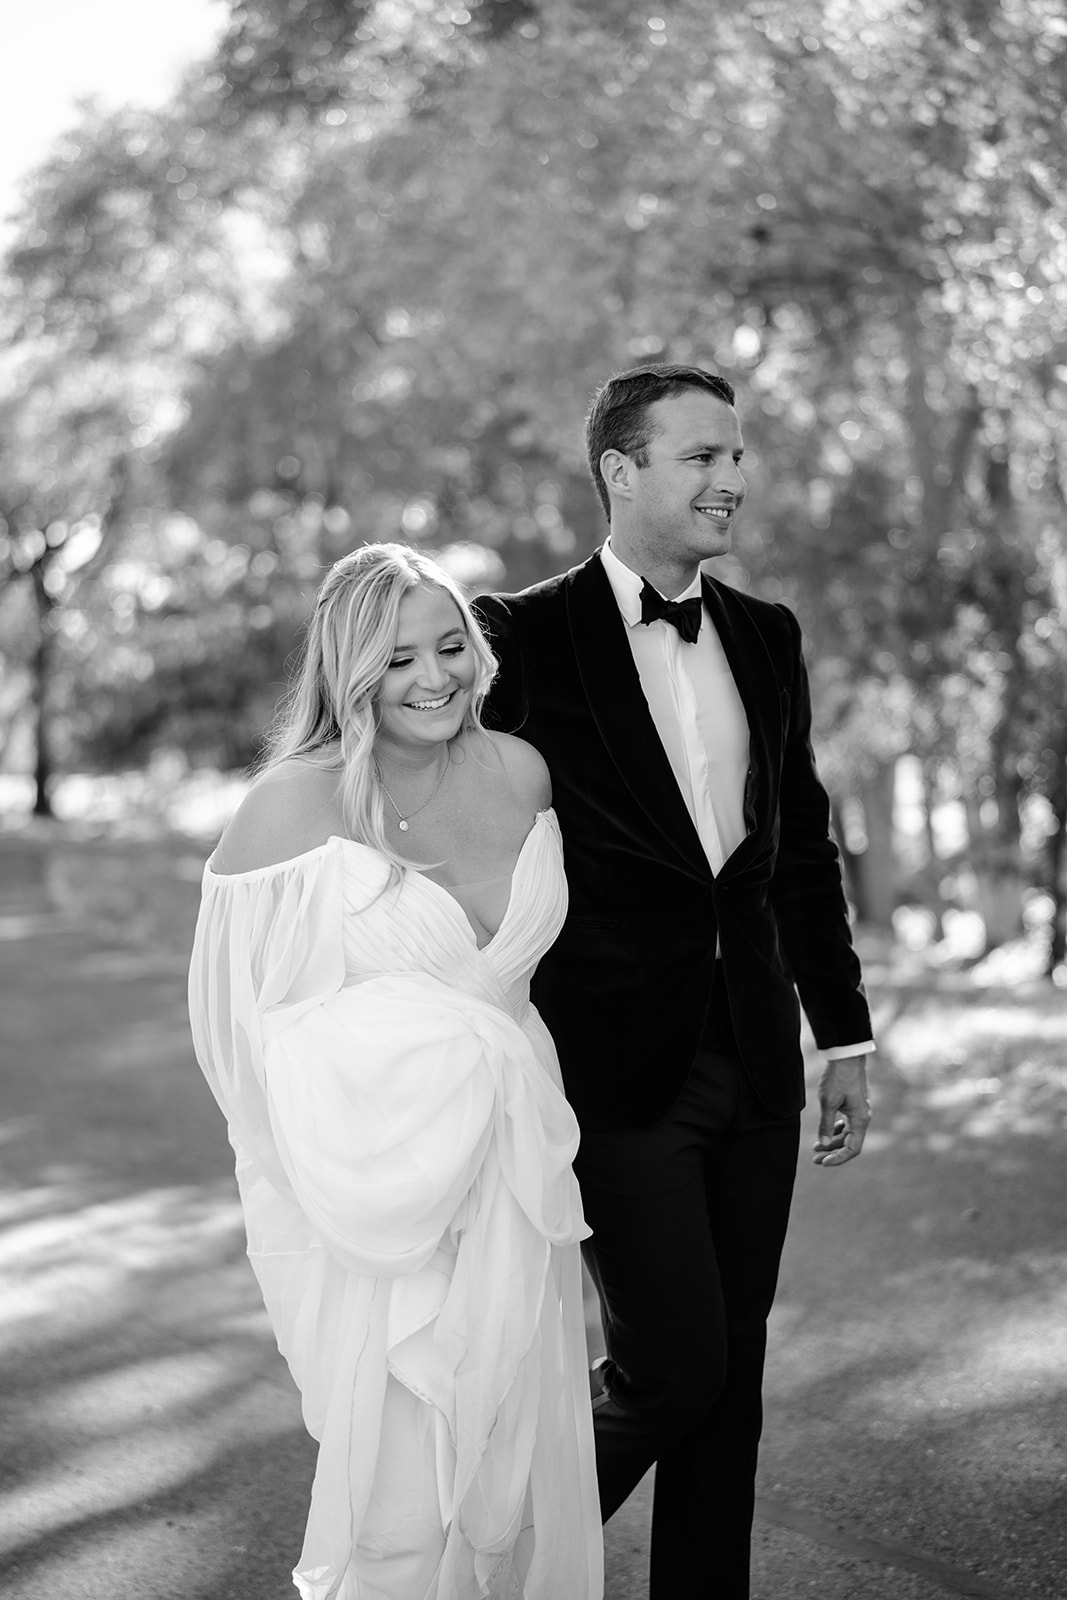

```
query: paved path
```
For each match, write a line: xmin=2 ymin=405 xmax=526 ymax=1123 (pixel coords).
xmin=0 ymin=831 xmax=1064 ymax=1599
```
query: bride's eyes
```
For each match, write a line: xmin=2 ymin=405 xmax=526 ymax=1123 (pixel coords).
xmin=386 ymin=640 xmax=467 ymax=670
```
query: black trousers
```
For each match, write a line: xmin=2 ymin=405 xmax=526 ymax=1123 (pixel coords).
xmin=574 ymin=1004 xmax=800 ymax=1600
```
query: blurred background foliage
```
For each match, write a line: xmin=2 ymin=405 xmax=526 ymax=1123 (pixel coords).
xmin=1 ymin=0 xmax=1066 ymax=968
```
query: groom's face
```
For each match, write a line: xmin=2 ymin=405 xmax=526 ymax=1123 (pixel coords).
xmin=625 ymin=390 xmax=746 ymax=567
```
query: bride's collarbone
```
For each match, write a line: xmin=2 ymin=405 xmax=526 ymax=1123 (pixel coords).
xmin=394 ymin=800 xmax=533 ymax=887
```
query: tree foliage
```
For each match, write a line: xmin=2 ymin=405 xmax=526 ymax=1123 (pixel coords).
xmin=2 ymin=0 xmax=1066 ymax=956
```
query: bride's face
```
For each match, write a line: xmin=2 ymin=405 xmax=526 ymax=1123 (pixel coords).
xmin=375 ymin=583 xmax=476 ymax=754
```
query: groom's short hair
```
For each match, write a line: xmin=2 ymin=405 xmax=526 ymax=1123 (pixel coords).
xmin=585 ymin=364 xmax=736 ymax=521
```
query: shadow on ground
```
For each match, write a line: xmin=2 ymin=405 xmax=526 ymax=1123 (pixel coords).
xmin=0 ymin=834 xmax=314 ymax=1599
xmin=1 ymin=833 xmax=1065 ymax=1598
xmin=760 ymin=952 xmax=1067 ymax=1598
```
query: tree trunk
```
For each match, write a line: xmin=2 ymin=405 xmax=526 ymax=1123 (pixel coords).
xmin=830 ymin=796 xmax=865 ymax=918
xmin=1048 ymin=809 xmax=1067 ymax=974
xmin=1044 ymin=720 xmax=1067 ymax=974
xmin=854 ymin=759 xmax=897 ymax=931
xmin=900 ymin=307 xmax=982 ymax=542
xmin=961 ymin=781 xmax=1024 ymax=949
xmin=30 ymin=565 xmax=56 ymax=819
xmin=977 ymin=445 xmax=1027 ymax=950
xmin=985 ymin=766 xmax=1025 ymax=948
xmin=975 ymin=856 xmax=1025 ymax=949
xmin=918 ymin=757 xmax=946 ymax=941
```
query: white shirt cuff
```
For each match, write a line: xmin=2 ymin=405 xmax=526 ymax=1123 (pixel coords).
xmin=822 ymin=1041 xmax=875 ymax=1060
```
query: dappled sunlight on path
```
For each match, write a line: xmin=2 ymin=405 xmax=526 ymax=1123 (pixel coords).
xmin=1 ymin=835 xmax=1065 ymax=1598
xmin=761 ymin=936 xmax=1067 ymax=1597
xmin=0 ymin=834 xmax=313 ymax=1600
xmin=0 ymin=1180 xmax=244 ymax=1321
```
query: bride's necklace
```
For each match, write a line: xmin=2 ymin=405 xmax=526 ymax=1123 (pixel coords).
xmin=376 ymin=751 xmax=451 ymax=831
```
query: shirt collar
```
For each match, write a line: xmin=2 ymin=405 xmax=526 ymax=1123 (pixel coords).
xmin=600 ymin=540 xmax=704 ymax=629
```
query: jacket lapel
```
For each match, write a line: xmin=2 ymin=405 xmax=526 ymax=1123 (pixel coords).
xmin=565 ymin=556 xmax=711 ymax=880
xmin=701 ymin=575 xmax=783 ymax=873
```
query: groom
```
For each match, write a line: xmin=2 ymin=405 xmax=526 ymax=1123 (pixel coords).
xmin=477 ymin=363 xmax=873 ymax=1598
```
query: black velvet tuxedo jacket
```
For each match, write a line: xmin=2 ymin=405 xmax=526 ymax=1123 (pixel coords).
xmin=476 ymin=553 xmax=872 ymax=1132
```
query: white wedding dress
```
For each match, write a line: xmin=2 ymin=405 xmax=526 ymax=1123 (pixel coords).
xmin=187 ymin=809 xmax=602 ymax=1600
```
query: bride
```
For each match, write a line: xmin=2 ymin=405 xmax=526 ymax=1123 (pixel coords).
xmin=188 ymin=543 xmax=602 ymax=1600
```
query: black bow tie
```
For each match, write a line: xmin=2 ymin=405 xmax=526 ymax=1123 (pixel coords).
xmin=639 ymin=579 xmax=702 ymax=644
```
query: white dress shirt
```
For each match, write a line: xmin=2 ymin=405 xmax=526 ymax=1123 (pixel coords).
xmin=600 ymin=540 xmax=749 ymax=875
xmin=599 ymin=541 xmax=873 ymax=1062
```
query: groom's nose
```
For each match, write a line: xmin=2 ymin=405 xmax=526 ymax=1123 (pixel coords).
xmin=714 ymin=461 xmax=745 ymax=500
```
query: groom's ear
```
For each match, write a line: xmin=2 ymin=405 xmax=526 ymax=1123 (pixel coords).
xmin=600 ymin=449 xmax=635 ymax=503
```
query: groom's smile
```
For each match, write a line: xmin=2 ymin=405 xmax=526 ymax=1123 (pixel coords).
xmin=608 ymin=389 xmax=747 ymax=594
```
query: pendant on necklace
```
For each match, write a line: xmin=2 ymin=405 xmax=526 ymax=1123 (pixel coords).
xmin=398 ymin=819 xmax=409 ymax=831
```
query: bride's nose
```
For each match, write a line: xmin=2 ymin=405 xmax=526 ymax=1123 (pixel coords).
xmin=418 ymin=654 xmax=451 ymax=692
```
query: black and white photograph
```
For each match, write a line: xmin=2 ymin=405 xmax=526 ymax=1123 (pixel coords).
xmin=1 ymin=3 xmax=1065 ymax=1598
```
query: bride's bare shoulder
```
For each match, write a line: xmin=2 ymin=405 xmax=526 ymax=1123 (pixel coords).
xmin=212 ymin=759 xmax=344 ymax=874
xmin=473 ymin=729 xmax=552 ymax=811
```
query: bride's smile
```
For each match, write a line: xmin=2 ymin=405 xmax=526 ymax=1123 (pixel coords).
xmin=377 ymin=583 xmax=477 ymax=752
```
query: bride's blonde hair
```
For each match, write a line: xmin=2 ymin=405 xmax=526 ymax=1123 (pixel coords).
xmin=262 ymin=542 xmax=498 ymax=867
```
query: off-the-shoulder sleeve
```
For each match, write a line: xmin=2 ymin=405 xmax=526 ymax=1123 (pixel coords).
xmin=189 ymin=835 xmax=585 ymax=1288
xmin=187 ymin=841 xmax=599 ymax=1600
xmin=188 ymin=843 xmax=346 ymax=1196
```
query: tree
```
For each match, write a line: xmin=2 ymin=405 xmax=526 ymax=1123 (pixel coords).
xmin=3 ymin=0 xmax=1065 ymax=962
xmin=0 ymin=108 xmax=249 ymax=794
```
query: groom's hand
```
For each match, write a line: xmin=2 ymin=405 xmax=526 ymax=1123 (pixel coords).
xmin=813 ymin=1054 xmax=871 ymax=1167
